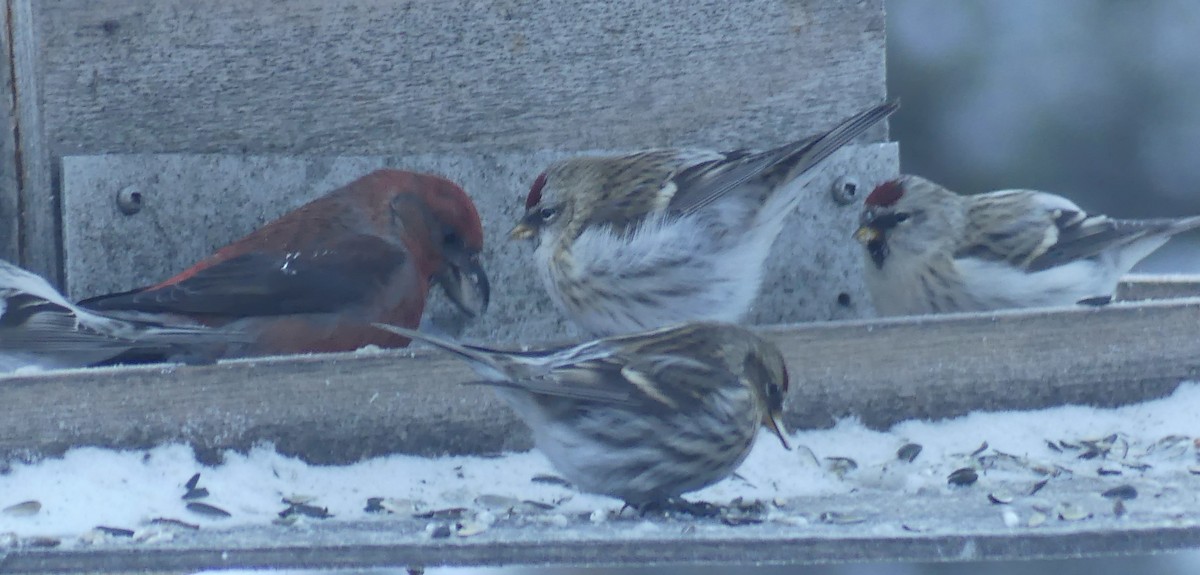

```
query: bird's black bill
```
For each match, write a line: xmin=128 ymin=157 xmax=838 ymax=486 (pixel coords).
xmin=867 ymin=237 xmax=889 ymax=269
xmin=436 ymin=249 xmax=490 ymax=318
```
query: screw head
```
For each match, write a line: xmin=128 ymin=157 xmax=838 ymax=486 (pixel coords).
xmin=116 ymin=186 xmax=143 ymax=215
xmin=831 ymin=175 xmax=861 ymax=205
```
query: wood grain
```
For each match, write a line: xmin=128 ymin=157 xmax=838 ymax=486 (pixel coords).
xmin=2 ymin=296 xmax=1198 ymax=465
xmin=35 ymin=0 xmax=887 ymax=156
xmin=7 ymin=0 xmax=58 ymax=280
xmin=0 ymin=1 xmax=19 ymax=263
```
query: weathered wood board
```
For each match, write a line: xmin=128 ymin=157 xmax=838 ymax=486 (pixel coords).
xmin=2 ymin=294 xmax=1198 ymax=466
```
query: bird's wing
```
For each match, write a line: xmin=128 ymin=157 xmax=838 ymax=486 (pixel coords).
xmin=957 ymin=190 xmax=1198 ymax=272
xmin=81 ymin=234 xmax=409 ymax=317
xmin=501 ymin=351 xmax=733 ymax=412
xmin=664 ymin=100 xmax=899 ymax=215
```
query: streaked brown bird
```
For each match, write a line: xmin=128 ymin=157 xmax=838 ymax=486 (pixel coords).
xmin=376 ymin=321 xmax=790 ymax=507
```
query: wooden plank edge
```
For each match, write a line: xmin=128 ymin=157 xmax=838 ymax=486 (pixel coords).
xmin=1 ymin=297 xmax=1199 ymax=465
xmin=2 ymin=523 xmax=1198 ymax=573
xmin=1119 ymin=274 xmax=1200 ymax=301
xmin=9 ymin=0 xmax=60 ymax=283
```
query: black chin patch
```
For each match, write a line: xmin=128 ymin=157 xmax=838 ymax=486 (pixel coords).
xmin=867 ymin=239 xmax=889 ymax=269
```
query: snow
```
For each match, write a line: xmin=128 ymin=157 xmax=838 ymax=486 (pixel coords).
xmin=2 ymin=382 xmax=1198 ymax=545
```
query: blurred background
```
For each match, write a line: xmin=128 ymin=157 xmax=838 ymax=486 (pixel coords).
xmin=889 ymin=0 xmax=1200 ymax=273
xmin=204 ymin=2 xmax=1200 ymax=575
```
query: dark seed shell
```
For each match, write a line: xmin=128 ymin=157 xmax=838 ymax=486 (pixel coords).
xmin=531 ymin=474 xmax=573 ymax=488
xmin=182 ymin=487 xmax=209 ymax=501
xmin=186 ymin=502 xmax=231 ymax=519
xmin=185 ymin=473 xmax=201 ymax=490
xmin=948 ymin=467 xmax=978 ymax=486
xmin=96 ymin=526 xmax=135 ymax=538
xmin=364 ymin=497 xmax=386 ymax=514
xmin=1101 ymin=485 xmax=1138 ymax=501
xmin=897 ymin=443 xmax=923 ymax=463
xmin=150 ymin=517 xmax=200 ymax=530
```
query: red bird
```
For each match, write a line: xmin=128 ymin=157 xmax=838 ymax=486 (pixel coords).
xmin=82 ymin=169 xmax=489 ymax=358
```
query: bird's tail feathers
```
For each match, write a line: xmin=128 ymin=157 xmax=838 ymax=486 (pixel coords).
xmin=775 ymin=99 xmax=900 ymax=182
xmin=372 ymin=323 xmax=508 ymax=379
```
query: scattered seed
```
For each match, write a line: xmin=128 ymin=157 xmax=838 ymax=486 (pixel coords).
xmin=818 ymin=511 xmax=866 ymax=525
xmin=897 ymin=443 xmax=923 ymax=463
xmin=414 ymin=507 xmax=468 ymax=520
xmin=279 ymin=503 xmax=332 ymax=519
xmin=793 ymin=444 xmax=822 ymax=467
xmin=455 ymin=521 xmax=489 ymax=537
xmin=1057 ymin=503 xmax=1091 ymax=521
xmin=474 ymin=494 xmax=522 ymax=510
xmin=182 ymin=487 xmax=209 ymax=501
xmin=1029 ymin=479 xmax=1050 ymax=496
xmin=186 ymin=502 xmax=231 ymax=519
xmin=1113 ymin=500 xmax=1127 ymax=518
xmin=1097 ymin=468 xmax=1122 ymax=477
xmin=1188 ymin=466 xmax=1200 ymax=476
xmin=1101 ymin=485 xmax=1138 ymax=501
xmin=184 ymin=473 xmax=201 ymax=490
xmin=1123 ymin=462 xmax=1152 ymax=472
xmin=430 ymin=524 xmax=452 ymax=539
xmin=365 ymin=497 xmax=386 ymax=513
xmin=95 ymin=526 xmax=135 ymax=538
xmin=282 ymin=495 xmax=316 ymax=505
xmin=948 ymin=467 xmax=978 ymax=487
xmin=150 ymin=518 xmax=200 ymax=531
xmin=825 ymin=457 xmax=858 ymax=477
xmin=381 ymin=499 xmax=420 ymax=514
xmin=971 ymin=442 xmax=989 ymax=457
xmin=1045 ymin=440 xmax=1062 ymax=453
xmin=25 ymin=536 xmax=61 ymax=548
xmin=1001 ymin=509 xmax=1020 ymax=528
xmin=531 ymin=474 xmax=572 ymax=488
xmin=720 ymin=515 xmax=764 ymax=526
xmin=1058 ymin=440 xmax=1079 ymax=450
xmin=988 ymin=490 xmax=1014 ymax=505
xmin=520 ymin=500 xmax=558 ymax=512
xmin=1027 ymin=511 xmax=1047 ymax=527
xmin=2 ymin=500 xmax=41 ymax=517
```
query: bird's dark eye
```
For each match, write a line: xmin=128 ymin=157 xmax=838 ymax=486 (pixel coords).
xmin=894 ymin=212 xmax=911 ymax=223
xmin=443 ymin=230 xmax=462 ymax=247
xmin=539 ymin=206 xmax=558 ymax=222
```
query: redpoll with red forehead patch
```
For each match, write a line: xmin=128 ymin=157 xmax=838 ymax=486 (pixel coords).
xmin=375 ymin=321 xmax=790 ymax=507
xmin=855 ymin=174 xmax=1200 ymax=316
xmin=511 ymin=101 xmax=899 ymax=336
xmin=82 ymin=169 xmax=489 ymax=358
xmin=0 ymin=259 xmax=234 ymax=371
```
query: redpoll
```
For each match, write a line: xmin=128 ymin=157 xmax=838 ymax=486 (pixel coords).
xmin=511 ymin=101 xmax=899 ymax=336
xmin=375 ymin=321 xmax=790 ymax=506
xmin=0 ymin=259 xmax=231 ymax=372
xmin=855 ymin=174 xmax=1200 ymax=315
xmin=82 ymin=169 xmax=489 ymax=358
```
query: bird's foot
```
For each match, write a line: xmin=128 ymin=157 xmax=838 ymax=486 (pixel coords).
xmin=631 ymin=498 xmax=722 ymax=518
